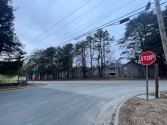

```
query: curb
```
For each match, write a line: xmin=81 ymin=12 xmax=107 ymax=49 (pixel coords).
xmin=113 ymin=93 xmax=143 ymax=125
xmin=114 ymin=99 xmax=127 ymax=125
xmin=113 ymin=91 xmax=156 ymax=125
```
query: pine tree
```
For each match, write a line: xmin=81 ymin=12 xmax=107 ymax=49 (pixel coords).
xmin=0 ymin=0 xmax=25 ymax=74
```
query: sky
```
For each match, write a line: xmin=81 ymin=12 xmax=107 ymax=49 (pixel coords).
xmin=12 ymin=0 xmax=167 ymax=59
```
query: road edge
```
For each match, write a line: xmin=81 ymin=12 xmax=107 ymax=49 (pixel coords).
xmin=0 ymin=84 xmax=42 ymax=91
xmin=114 ymin=98 xmax=128 ymax=125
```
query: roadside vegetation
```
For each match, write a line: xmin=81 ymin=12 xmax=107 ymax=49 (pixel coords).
xmin=119 ymin=92 xmax=167 ymax=125
xmin=0 ymin=75 xmax=18 ymax=83
xmin=0 ymin=0 xmax=25 ymax=75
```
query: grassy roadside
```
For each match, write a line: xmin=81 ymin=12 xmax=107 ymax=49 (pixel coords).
xmin=0 ymin=74 xmax=47 ymax=90
xmin=0 ymin=75 xmax=18 ymax=83
xmin=119 ymin=91 xmax=167 ymax=125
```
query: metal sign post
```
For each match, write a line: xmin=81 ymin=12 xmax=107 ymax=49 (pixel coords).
xmin=146 ymin=65 xmax=149 ymax=100
xmin=32 ymin=66 xmax=38 ymax=80
xmin=155 ymin=63 xmax=159 ymax=98
xmin=139 ymin=51 xmax=156 ymax=101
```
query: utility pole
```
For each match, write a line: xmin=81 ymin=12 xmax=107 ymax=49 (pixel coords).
xmin=155 ymin=0 xmax=167 ymax=62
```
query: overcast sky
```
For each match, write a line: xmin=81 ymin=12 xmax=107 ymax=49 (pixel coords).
xmin=12 ymin=0 xmax=166 ymax=59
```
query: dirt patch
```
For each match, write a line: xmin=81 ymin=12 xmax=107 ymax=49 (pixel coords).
xmin=0 ymin=83 xmax=47 ymax=90
xmin=119 ymin=91 xmax=167 ymax=125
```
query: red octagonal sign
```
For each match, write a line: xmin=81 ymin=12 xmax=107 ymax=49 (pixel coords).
xmin=139 ymin=51 xmax=156 ymax=65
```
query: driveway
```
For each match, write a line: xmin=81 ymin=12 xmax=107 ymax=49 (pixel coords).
xmin=0 ymin=80 xmax=167 ymax=125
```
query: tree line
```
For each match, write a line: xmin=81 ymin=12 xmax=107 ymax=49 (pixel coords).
xmin=27 ymin=7 xmax=167 ymax=79
xmin=27 ymin=29 xmax=114 ymax=79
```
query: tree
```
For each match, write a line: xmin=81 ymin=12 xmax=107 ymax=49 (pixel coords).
xmin=43 ymin=47 xmax=56 ymax=78
xmin=57 ymin=44 xmax=74 ymax=79
xmin=86 ymin=35 xmax=94 ymax=77
xmin=60 ymin=43 xmax=74 ymax=78
xmin=118 ymin=9 xmax=167 ymax=76
xmin=0 ymin=0 xmax=25 ymax=74
xmin=94 ymin=29 xmax=113 ymax=77
xmin=19 ymin=64 xmax=31 ymax=75
xmin=75 ymin=41 xmax=88 ymax=78
xmin=28 ymin=44 xmax=74 ymax=80
xmin=28 ymin=47 xmax=58 ymax=80
xmin=28 ymin=49 xmax=46 ymax=79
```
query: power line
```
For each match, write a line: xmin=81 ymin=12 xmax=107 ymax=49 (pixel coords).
xmin=73 ymin=0 xmax=167 ymax=38
xmin=52 ymin=1 xmax=167 ymax=47
xmin=54 ymin=0 xmax=136 ymax=44
xmin=40 ymin=0 xmax=137 ymax=47
xmin=26 ymin=0 xmax=95 ymax=45
xmin=26 ymin=0 xmax=108 ymax=46
xmin=49 ymin=0 xmax=107 ymax=36
xmin=71 ymin=0 xmax=137 ymax=35
xmin=53 ymin=1 xmax=167 ymax=45
xmin=53 ymin=11 xmax=145 ymax=47
xmin=27 ymin=0 xmax=167 ymax=51
xmin=59 ymin=10 xmax=145 ymax=43
xmin=72 ymin=11 xmax=144 ymax=40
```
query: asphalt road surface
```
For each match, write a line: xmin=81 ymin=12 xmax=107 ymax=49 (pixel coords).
xmin=0 ymin=80 xmax=167 ymax=125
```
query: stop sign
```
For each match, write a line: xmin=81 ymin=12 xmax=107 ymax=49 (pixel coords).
xmin=139 ymin=51 xmax=156 ymax=65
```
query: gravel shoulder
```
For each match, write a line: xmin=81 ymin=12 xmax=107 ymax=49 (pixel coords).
xmin=119 ymin=91 xmax=167 ymax=125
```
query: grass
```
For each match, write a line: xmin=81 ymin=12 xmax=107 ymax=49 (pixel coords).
xmin=0 ymin=75 xmax=18 ymax=83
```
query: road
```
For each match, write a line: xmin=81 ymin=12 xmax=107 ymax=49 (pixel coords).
xmin=0 ymin=80 xmax=167 ymax=125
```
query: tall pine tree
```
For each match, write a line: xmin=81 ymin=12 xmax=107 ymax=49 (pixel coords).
xmin=0 ymin=0 xmax=25 ymax=74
